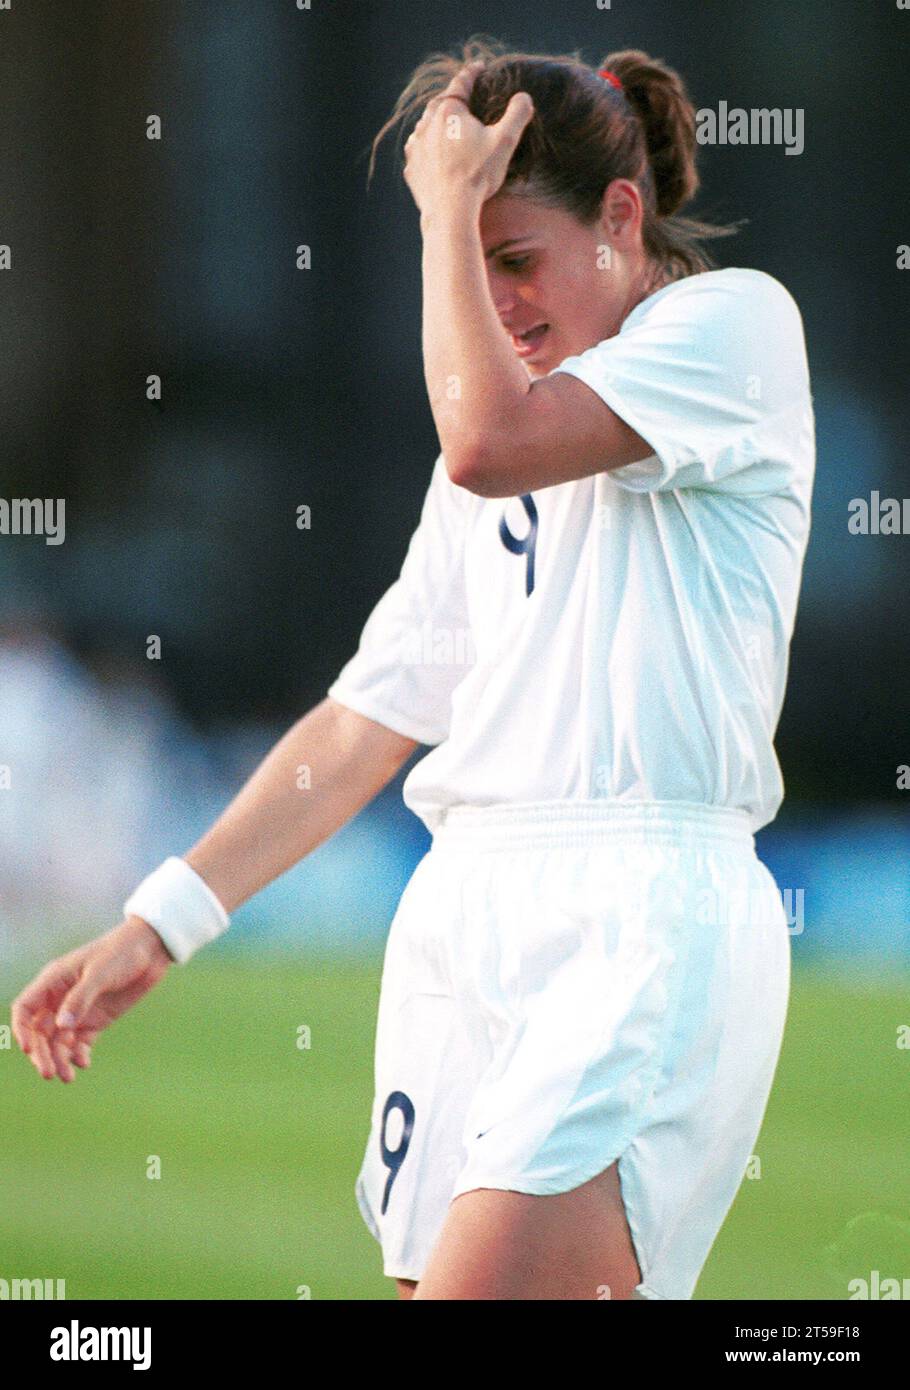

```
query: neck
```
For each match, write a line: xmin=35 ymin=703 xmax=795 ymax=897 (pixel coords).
xmin=626 ymin=258 xmax=671 ymax=318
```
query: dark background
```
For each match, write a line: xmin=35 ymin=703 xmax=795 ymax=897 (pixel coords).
xmin=1 ymin=0 xmax=908 ymax=802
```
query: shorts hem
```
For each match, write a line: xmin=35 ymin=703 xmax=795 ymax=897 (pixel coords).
xmin=357 ymin=1174 xmax=426 ymax=1283
xmin=449 ymin=1116 xmax=648 ymax=1207
xmin=449 ymin=1139 xmax=665 ymax=1299
xmin=362 ymin=1164 xmax=671 ymax=1295
xmin=355 ymin=1173 xmax=381 ymax=1245
xmin=451 ymin=1169 xmax=608 ymax=1199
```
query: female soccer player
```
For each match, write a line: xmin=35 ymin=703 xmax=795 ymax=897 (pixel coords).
xmin=12 ymin=39 xmax=815 ymax=1301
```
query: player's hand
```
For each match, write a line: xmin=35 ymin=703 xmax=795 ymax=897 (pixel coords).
xmin=404 ymin=60 xmax=534 ymax=216
xmin=10 ymin=916 xmax=174 ymax=1082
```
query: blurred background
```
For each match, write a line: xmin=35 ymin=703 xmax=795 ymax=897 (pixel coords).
xmin=1 ymin=0 xmax=908 ymax=1300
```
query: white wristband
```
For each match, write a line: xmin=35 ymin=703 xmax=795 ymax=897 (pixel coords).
xmin=123 ymin=856 xmax=230 ymax=964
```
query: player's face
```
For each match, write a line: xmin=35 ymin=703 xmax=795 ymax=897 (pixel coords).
xmin=480 ymin=187 xmax=650 ymax=379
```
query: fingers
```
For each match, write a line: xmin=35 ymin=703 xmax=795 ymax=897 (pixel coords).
xmin=12 ymin=976 xmax=61 ymax=1070
xmin=11 ymin=937 xmax=130 ymax=1083
xmin=11 ymin=962 xmax=69 ymax=1051
xmin=36 ymin=970 xmax=104 ymax=1081
xmin=412 ymin=68 xmax=533 ymax=163
xmin=26 ymin=1010 xmax=58 ymax=1080
xmin=495 ymin=90 xmax=535 ymax=141
xmin=54 ymin=966 xmax=102 ymax=1032
xmin=22 ymin=1016 xmax=95 ymax=1082
xmin=421 ymin=59 xmax=484 ymax=121
xmin=50 ymin=1026 xmax=94 ymax=1080
xmin=12 ymin=961 xmax=100 ymax=1080
xmin=69 ymin=1025 xmax=98 ymax=1068
xmin=441 ymin=58 xmax=483 ymax=104
xmin=50 ymin=1031 xmax=75 ymax=1084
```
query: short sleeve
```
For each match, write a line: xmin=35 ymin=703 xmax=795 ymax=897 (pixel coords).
xmin=327 ymin=454 xmax=475 ymax=746
xmin=548 ymin=269 xmax=813 ymax=496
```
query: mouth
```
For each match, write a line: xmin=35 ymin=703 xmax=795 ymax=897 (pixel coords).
xmin=509 ymin=323 xmax=550 ymax=357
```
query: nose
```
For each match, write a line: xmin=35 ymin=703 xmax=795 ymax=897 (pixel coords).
xmin=491 ymin=289 xmax=517 ymax=321
xmin=487 ymin=268 xmax=521 ymax=322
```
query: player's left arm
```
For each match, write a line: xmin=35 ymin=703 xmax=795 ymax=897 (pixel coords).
xmin=405 ymin=63 xmax=652 ymax=499
xmin=419 ymin=200 xmax=652 ymax=499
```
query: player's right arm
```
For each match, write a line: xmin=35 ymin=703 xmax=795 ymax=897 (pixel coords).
xmin=14 ymin=451 xmax=473 ymax=1085
xmin=10 ymin=698 xmax=417 ymax=1083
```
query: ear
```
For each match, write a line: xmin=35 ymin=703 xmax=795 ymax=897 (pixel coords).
xmin=600 ymin=179 xmax=645 ymax=246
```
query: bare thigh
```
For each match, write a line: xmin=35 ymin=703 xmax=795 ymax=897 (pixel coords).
xmin=396 ymin=1279 xmax=418 ymax=1299
xmin=410 ymin=1159 xmax=642 ymax=1300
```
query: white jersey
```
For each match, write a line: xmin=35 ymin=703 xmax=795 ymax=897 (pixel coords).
xmin=328 ymin=267 xmax=815 ymax=835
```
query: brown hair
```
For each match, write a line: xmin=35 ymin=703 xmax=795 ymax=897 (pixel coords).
xmin=368 ymin=34 xmax=739 ymax=280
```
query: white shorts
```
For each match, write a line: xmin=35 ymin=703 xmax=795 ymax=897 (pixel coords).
xmin=355 ymin=800 xmax=791 ymax=1299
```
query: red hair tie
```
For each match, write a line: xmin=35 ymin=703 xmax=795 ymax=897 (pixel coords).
xmin=598 ymin=68 xmax=623 ymax=90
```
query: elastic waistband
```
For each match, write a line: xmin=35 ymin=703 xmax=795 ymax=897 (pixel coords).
xmin=431 ymin=800 xmax=755 ymax=852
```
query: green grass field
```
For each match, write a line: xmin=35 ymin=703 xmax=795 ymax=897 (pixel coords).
xmin=2 ymin=954 xmax=907 ymax=1300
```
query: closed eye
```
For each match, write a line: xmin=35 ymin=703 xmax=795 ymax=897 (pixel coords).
xmin=500 ymin=255 xmax=530 ymax=271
